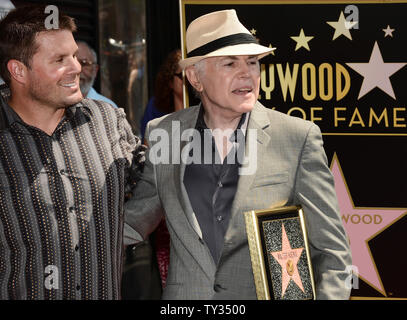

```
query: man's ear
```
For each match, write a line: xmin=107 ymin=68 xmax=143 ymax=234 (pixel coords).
xmin=185 ymin=66 xmax=203 ymax=93
xmin=7 ymin=59 xmax=28 ymax=84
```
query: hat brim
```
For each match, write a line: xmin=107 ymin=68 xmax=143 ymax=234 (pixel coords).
xmin=179 ymin=43 xmax=276 ymax=69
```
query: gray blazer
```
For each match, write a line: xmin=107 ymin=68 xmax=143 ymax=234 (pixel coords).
xmin=124 ymin=101 xmax=352 ymax=300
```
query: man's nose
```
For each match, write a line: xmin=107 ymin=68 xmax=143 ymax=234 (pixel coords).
xmin=69 ymin=56 xmax=82 ymax=74
xmin=238 ymin=61 xmax=250 ymax=78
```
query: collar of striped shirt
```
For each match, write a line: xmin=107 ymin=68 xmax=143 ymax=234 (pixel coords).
xmin=0 ymin=84 xmax=92 ymax=131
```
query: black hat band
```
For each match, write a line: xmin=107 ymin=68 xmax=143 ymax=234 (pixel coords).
xmin=187 ymin=33 xmax=258 ymax=57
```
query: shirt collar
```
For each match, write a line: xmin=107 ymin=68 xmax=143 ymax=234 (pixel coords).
xmin=0 ymin=84 xmax=92 ymax=131
xmin=65 ymin=99 xmax=93 ymax=120
xmin=195 ymin=104 xmax=250 ymax=135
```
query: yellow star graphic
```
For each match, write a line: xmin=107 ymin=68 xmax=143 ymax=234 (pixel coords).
xmin=327 ymin=11 xmax=357 ymax=40
xmin=290 ymin=28 xmax=314 ymax=51
xmin=269 ymin=43 xmax=276 ymax=56
xmin=250 ymin=28 xmax=257 ymax=35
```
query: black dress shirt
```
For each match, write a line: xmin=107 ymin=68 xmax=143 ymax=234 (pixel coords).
xmin=183 ymin=106 xmax=246 ymax=264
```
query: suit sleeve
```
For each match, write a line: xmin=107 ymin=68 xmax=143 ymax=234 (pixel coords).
xmin=124 ymin=121 xmax=164 ymax=245
xmin=294 ymin=123 xmax=352 ymax=300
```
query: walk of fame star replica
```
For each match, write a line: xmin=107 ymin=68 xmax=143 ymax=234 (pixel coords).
xmin=244 ymin=206 xmax=316 ymax=300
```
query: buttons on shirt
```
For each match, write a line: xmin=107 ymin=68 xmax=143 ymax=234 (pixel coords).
xmin=74 ymin=244 xmax=79 ymax=252
xmin=60 ymin=169 xmax=66 ymax=175
xmin=217 ymin=181 xmax=223 ymax=188
xmin=76 ymin=284 xmax=81 ymax=291
xmin=216 ymin=215 xmax=223 ymax=222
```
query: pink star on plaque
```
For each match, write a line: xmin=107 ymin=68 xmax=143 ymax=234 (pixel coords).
xmin=270 ymin=224 xmax=305 ymax=298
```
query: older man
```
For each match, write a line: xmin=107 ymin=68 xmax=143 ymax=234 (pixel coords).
xmin=125 ymin=9 xmax=352 ymax=300
xmin=0 ymin=6 xmax=143 ymax=299
xmin=76 ymin=40 xmax=118 ymax=108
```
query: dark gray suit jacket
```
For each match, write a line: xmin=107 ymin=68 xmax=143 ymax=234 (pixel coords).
xmin=124 ymin=102 xmax=352 ymax=299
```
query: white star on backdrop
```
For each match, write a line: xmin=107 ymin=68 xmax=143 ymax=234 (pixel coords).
xmin=382 ymin=25 xmax=395 ymax=37
xmin=346 ymin=41 xmax=407 ymax=99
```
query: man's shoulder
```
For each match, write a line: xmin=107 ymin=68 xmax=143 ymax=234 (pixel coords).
xmin=147 ymin=105 xmax=199 ymax=129
xmin=87 ymin=87 xmax=119 ymax=108
xmin=255 ymin=102 xmax=316 ymax=134
xmin=82 ymin=97 xmax=117 ymax=112
xmin=80 ymin=98 xmax=126 ymax=123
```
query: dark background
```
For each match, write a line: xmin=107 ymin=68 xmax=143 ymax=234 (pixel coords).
xmin=184 ymin=2 xmax=407 ymax=299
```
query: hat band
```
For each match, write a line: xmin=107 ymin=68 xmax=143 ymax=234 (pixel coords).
xmin=187 ymin=33 xmax=257 ymax=57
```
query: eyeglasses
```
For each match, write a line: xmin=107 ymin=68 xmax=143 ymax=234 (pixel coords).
xmin=174 ymin=72 xmax=183 ymax=80
xmin=78 ymin=59 xmax=97 ymax=68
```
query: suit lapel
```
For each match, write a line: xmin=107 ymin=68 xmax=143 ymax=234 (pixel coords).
xmin=173 ymin=106 xmax=203 ymax=238
xmin=172 ymin=105 xmax=218 ymax=277
xmin=227 ymin=102 xmax=271 ymax=237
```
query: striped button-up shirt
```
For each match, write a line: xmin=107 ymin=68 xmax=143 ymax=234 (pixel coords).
xmin=0 ymin=86 xmax=141 ymax=299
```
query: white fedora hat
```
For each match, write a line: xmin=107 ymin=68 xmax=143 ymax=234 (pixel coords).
xmin=179 ymin=9 xmax=275 ymax=69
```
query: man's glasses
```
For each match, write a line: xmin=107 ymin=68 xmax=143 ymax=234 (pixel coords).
xmin=78 ymin=59 xmax=97 ymax=68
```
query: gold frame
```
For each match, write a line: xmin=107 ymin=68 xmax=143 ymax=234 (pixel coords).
xmin=244 ymin=206 xmax=316 ymax=300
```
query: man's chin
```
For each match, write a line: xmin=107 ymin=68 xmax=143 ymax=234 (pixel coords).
xmin=65 ymin=91 xmax=84 ymax=106
xmin=237 ymin=101 xmax=256 ymax=113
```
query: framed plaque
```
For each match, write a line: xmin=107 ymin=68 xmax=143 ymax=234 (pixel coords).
xmin=244 ymin=206 xmax=316 ymax=300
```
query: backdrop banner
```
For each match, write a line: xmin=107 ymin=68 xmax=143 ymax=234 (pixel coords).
xmin=180 ymin=0 xmax=407 ymax=300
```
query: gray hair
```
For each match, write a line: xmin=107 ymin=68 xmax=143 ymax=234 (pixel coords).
xmin=77 ymin=40 xmax=97 ymax=63
xmin=194 ymin=59 xmax=206 ymax=78
xmin=191 ymin=59 xmax=207 ymax=99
